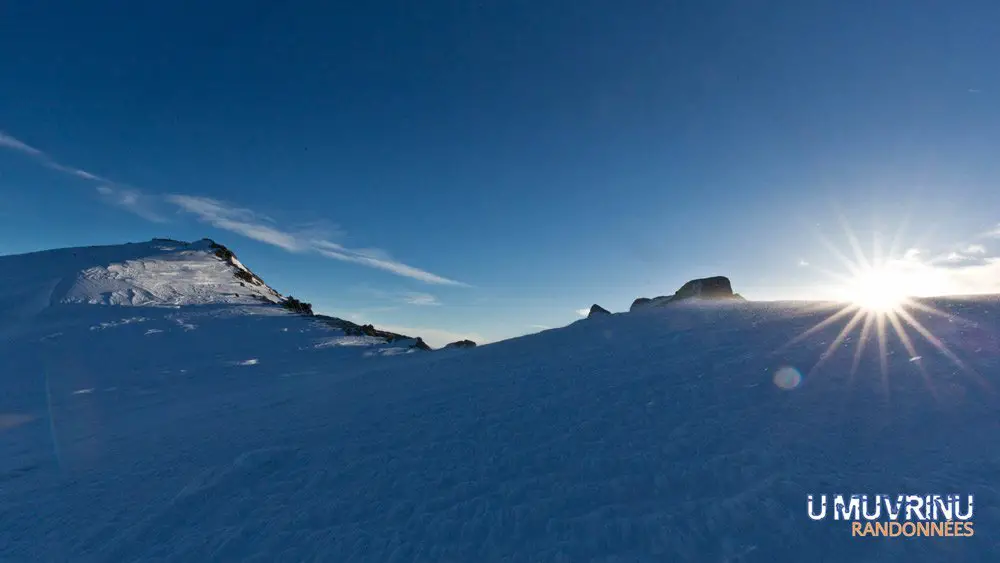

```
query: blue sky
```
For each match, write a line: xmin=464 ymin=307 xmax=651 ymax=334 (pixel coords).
xmin=2 ymin=0 xmax=1000 ymax=345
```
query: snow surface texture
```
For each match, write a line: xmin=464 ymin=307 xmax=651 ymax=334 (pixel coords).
xmin=2 ymin=241 xmax=1000 ymax=562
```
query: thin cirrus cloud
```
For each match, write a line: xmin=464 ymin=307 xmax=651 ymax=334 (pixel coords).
xmin=1 ymin=130 xmax=467 ymax=287
xmin=96 ymin=186 xmax=168 ymax=223
xmin=1 ymin=130 xmax=166 ymax=221
xmin=350 ymin=286 xmax=443 ymax=307
xmin=0 ymin=132 xmax=44 ymax=157
xmin=0 ymin=131 xmax=112 ymax=184
xmin=168 ymin=196 xmax=469 ymax=286
xmin=166 ymin=195 xmax=306 ymax=252
xmin=403 ymin=292 xmax=441 ymax=306
xmin=311 ymin=240 xmax=467 ymax=286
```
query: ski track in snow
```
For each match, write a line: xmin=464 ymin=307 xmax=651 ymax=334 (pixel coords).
xmin=2 ymin=242 xmax=1000 ymax=562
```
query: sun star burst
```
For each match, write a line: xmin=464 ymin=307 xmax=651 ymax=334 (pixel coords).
xmin=775 ymin=217 xmax=979 ymax=394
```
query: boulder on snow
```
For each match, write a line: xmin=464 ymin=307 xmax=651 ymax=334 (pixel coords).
xmin=630 ymin=297 xmax=651 ymax=311
xmin=444 ymin=339 xmax=477 ymax=349
xmin=587 ymin=304 xmax=611 ymax=318
xmin=629 ymin=295 xmax=673 ymax=312
xmin=672 ymin=276 xmax=735 ymax=301
xmin=629 ymin=276 xmax=740 ymax=312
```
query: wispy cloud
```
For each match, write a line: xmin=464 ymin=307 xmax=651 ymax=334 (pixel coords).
xmin=313 ymin=241 xmax=467 ymax=286
xmin=0 ymin=132 xmax=44 ymax=157
xmin=169 ymin=196 xmax=466 ymax=285
xmin=0 ymin=130 xmax=466 ymax=286
xmin=926 ymin=241 xmax=997 ymax=269
xmin=167 ymin=199 xmax=465 ymax=284
xmin=350 ymin=286 xmax=444 ymax=306
xmin=168 ymin=199 xmax=467 ymax=285
xmin=576 ymin=308 xmax=590 ymax=317
xmin=529 ymin=324 xmax=552 ymax=330
xmin=96 ymin=186 xmax=168 ymax=223
xmin=167 ymin=195 xmax=305 ymax=251
xmin=0 ymin=131 xmax=112 ymax=183
xmin=883 ymin=243 xmax=1000 ymax=295
xmin=798 ymin=259 xmax=810 ymax=267
xmin=1 ymin=130 xmax=160 ymax=221
xmin=403 ymin=292 xmax=441 ymax=306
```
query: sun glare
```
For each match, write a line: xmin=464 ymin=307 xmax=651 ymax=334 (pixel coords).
xmin=774 ymin=216 xmax=979 ymax=395
xmin=846 ymin=268 xmax=908 ymax=313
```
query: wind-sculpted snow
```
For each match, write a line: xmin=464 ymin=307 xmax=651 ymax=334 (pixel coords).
xmin=58 ymin=244 xmax=281 ymax=306
xmin=0 ymin=239 xmax=280 ymax=325
xmin=2 ymin=248 xmax=999 ymax=561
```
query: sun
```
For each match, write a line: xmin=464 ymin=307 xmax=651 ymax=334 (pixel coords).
xmin=845 ymin=267 xmax=909 ymax=313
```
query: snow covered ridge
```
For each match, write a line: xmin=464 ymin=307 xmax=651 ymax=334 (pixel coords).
xmin=0 ymin=237 xmax=433 ymax=349
xmin=0 ymin=237 xmax=283 ymax=309
xmin=59 ymin=237 xmax=286 ymax=306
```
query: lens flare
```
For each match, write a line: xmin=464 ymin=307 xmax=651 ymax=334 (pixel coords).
xmin=773 ymin=366 xmax=803 ymax=390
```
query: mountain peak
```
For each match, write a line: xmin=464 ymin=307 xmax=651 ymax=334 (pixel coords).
xmin=0 ymin=238 xmax=283 ymax=312
xmin=0 ymin=237 xmax=445 ymax=350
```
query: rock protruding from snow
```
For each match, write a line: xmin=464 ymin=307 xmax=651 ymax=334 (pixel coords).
xmin=587 ymin=304 xmax=611 ymax=318
xmin=312 ymin=315 xmax=430 ymax=350
xmin=629 ymin=295 xmax=673 ymax=312
xmin=630 ymin=276 xmax=740 ymax=312
xmin=444 ymin=339 xmax=477 ymax=349
xmin=630 ymin=297 xmax=651 ymax=311
xmin=204 ymin=240 xmax=282 ymax=296
xmin=673 ymin=276 xmax=735 ymax=301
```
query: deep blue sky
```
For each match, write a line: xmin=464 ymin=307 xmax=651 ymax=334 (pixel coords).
xmin=2 ymin=0 xmax=1000 ymax=344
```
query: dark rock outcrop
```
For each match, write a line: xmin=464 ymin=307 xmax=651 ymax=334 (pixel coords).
xmin=411 ymin=337 xmax=432 ymax=351
xmin=206 ymin=239 xmax=273 ymax=292
xmin=313 ymin=315 xmax=422 ymax=345
xmin=444 ymin=339 xmax=477 ymax=349
xmin=629 ymin=276 xmax=740 ymax=312
xmin=282 ymin=295 xmax=314 ymax=316
xmin=672 ymin=276 xmax=734 ymax=301
xmin=629 ymin=295 xmax=673 ymax=312
xmin=587 ymin=304 xmax=611 ymax=318
xmin=630 ymin=297 xmax=651 ymax=311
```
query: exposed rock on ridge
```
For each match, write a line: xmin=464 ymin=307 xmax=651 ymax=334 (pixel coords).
xmin=630 ymin=276 xmax=742 ymax=312
xmin=587 ymin=304 xmax=611 ymax=318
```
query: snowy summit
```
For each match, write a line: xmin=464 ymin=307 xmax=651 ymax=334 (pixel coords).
xmin=1 ymin=238 xmax=999 ymax=562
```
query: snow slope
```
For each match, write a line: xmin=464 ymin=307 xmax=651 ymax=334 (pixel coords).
xmin=2 ymin=242 xmax=999 ymax=561
xmin=0 ymin=239 xmax=278 ymax=331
